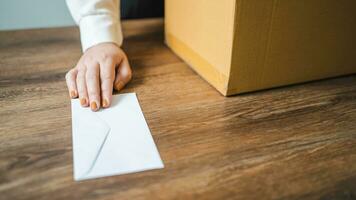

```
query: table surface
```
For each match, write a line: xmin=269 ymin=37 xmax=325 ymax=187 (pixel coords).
xmin=0 ymin=18 xmax=356 ymax=200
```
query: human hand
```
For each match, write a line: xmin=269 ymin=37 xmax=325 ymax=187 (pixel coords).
xmin=65 ymin=42 xmax=132 ymax=111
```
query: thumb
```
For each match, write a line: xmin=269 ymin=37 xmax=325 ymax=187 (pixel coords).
xmin=114 ymin=55 xmax=132 ymax=91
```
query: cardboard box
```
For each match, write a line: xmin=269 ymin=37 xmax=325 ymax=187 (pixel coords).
xmin=165 ymin=0 xmax=356 ymax=96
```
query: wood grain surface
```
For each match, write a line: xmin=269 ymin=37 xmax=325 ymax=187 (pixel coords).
xmin=0 ymin=18 xmax=356 ymax=200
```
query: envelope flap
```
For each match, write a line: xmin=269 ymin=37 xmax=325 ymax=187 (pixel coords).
xmin=71 ymin=102 xmax=110 ymax=180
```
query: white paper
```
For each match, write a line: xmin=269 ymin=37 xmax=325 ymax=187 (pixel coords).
xmin=71 ymin=93 xmax=164 ymax=181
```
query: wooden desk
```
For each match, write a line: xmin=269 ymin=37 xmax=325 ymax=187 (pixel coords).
xmin=0 ymin=18 xmax=355 ymax=200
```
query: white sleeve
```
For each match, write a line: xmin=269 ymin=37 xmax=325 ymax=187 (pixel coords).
xmin=66 ymin=0 xmax=123 ymax=52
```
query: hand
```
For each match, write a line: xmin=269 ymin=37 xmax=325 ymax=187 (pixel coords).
xmin=65 ymin=42 xmax=132 ymax=111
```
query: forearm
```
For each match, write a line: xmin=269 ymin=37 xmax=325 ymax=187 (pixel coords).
xmin=66 ymin=0 xmax=123 ymax=52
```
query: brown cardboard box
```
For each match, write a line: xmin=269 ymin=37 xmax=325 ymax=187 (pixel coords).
xmin=165 ymin=0 xmax=356 ymax=96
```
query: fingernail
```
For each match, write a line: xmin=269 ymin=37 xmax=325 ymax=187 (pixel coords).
xmin=80 ymin=98 xmax=87 ymax=106
xmin=115 ymin=81 xmax=124 ymax=91
xmin=90 ymin=101 xmax=98 ymax=111
xmin=102 ymin=99 xmax=109 ymax=108
xmin=70 ymin=90 xmax=77 ymax=98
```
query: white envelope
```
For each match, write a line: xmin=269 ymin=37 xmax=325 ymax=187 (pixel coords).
xmin=71 ymin=93 xmax=164 ymax=181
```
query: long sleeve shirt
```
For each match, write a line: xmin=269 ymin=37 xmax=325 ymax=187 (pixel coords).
xmin=66 ymin=0 xmax=122 ymax=52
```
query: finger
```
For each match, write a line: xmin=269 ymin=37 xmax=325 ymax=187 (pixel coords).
xmin=100 ymin=59 xmax=115 ymax=108
xmin=114 ymin=55 xmax=132 ymax=91
xmin=76 ymin=67 xmax=89 ymax=107
xmin=65 ymin=68 xmax=78 ymax=98
xmin=86 ymin=62 xmax=101 ymax=111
